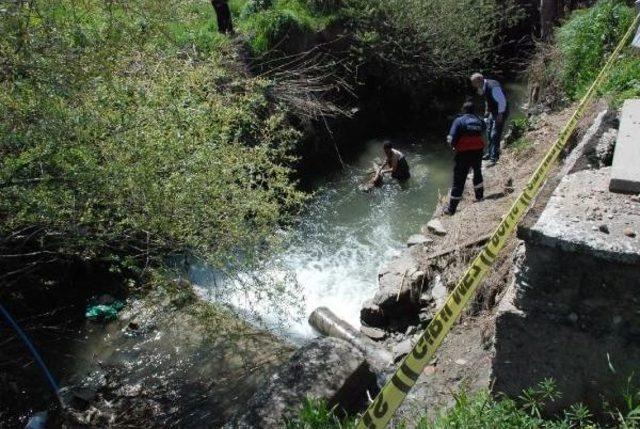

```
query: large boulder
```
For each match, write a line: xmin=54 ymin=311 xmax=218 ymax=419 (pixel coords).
xmin=362 ymin=247 xmax=426 ymax=329
xmin=225 ymin=337 xmax=379 ymax=428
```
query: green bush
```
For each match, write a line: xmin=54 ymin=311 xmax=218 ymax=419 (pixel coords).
xmin=343 ymin=0 xmax=525 ymax=91
xmin=545 ymin=0 xmax=640 ymax=106
xmin=306 ymin=0 xmax=342 ymax=14
xmin=243 ymin=8 xmax=312 ymax=54
xmin=241 ymin=0 xmax=274 ymax=18
xmin=0 ymin=1 xmax=305 ymax=280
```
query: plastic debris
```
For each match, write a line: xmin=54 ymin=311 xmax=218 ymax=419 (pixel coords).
xmin=85 ymin=299 xmax=124 ymax=322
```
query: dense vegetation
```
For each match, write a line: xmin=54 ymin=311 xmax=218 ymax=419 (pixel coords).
xmin=0 ymin=0 xmax=305 ymax=289
xmin=531 ymin=0 xmax=640 ymax=107
xmin=342 ymin=0 xmax=524 ymax=93
xmin=288 ymin=380 xmax=640 ymax=428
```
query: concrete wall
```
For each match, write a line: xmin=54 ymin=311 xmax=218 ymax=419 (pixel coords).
xmin=492 ymin=168 xmax=640 ymax=413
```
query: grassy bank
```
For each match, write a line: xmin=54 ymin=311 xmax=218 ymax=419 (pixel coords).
xmin=288 ymin=380 xmax=640 ymax=428
xmin=531 ymin=0 xmax=640 ymax=108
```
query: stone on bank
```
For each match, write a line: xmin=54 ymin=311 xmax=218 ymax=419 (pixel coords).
xmin=225 ymin=337 xmax=379 ymax=428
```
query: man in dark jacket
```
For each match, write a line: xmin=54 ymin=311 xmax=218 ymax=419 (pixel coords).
xmin=444 ymin=101 xmax=486 ymax=215
xmin=470 ymin=73 xmax=508 ymax=166
xmin=211 ymin=0 xmax=234 ymax=34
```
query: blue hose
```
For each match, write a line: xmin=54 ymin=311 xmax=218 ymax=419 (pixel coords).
xmin=0 ymin=302 xmax=61 ymax=402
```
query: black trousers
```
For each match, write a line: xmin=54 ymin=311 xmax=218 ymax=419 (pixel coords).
xmin=448 ymin=150 xmax=484 ymax=213
xmin=211 ymin=0 xmax=234 ymax=34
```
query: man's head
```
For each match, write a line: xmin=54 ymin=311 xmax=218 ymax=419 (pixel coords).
xmin=470 ymin=73 xmax=484 ymax=93
xmin=462 ymin=101 xmax=475 ymax=115
xmin=383 ymin=141 xmax=393 ymax=156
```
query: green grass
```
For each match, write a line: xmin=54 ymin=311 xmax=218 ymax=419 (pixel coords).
xmin=554 ymin=0 xmax=640 ymax=106
xmin=290 ymin=379 xmax=640 ymax=429
xmin=238 ymin=0 xmax=340 ymax=55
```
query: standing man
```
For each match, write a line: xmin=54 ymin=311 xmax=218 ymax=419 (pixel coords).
xmin=470 ymin=72 xmax=508 ymax=166
xmin=211 ymin=0 xmax=234 ymax=35
xmin=444 ymin=101 xmax=486 ymax=215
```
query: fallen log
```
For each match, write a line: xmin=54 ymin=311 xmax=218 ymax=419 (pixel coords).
xmin=425 ymin=234 xmax=491 ymax=261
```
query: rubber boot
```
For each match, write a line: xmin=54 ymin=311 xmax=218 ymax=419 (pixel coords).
xmin=444 ymin=198 xmax=460 ymax=215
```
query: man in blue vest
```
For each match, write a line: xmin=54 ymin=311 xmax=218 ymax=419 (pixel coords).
xmin=444 ymin=101 xmax=486 ymax=215
xmin=470 ymin=73 xmax=508 ymax=166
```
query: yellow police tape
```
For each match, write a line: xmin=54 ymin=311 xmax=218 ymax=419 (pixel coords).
xmin=357 ymin=12 xmax=640 ymax=429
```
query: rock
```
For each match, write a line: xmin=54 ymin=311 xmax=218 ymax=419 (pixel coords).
xmin=624 ymin=228 xmax=636 ymax=238
xmin=455 ymin=359 xmax=467 ymax=366
xmin=568 ymin=313 xmax=579 ymax=323
xmin=598 ymin=224 xmax=610 ymax=234
xmin=419 ymin=293 xmax=433 ymax=305
xmin=504 ymin=177 xmax=515 ymax=194
xmin=97 ymin=294 xmax=115 ymax=305
xmin=407 ymin=234 xmax=432 ymax=247
xmin=430 ymin=275 xmax=447 ymax=309
xmin=411 ymin=270 xmax=425 ymax=284
xmin=631 ymin=195 xmax=640 ymax=203
xmin=393 ymin=339 xmax=413 ymax=362
xmin=418 ymin=310 xmax=433 ymax=324
xmin=360 ymin=325 xmax=386 ymax=341
xmin=426 ymin=219 xmax=447 ymax=236
xmin=225 ymin=338 xmax=378 ymax=429
xmin=360 ymin=300 xmax=385 ymax=327
xmin=405 ymin=325 xmax=417 ymax=336
xmin=587 ymin=127 xmax=617 ymax=168
xmin=117 ymin=383 xmax=143 ymax=398
xmin=423 ymin=365 xmax=436 ymax=376
xmin=370 ymin=250 xmax=422 ymax=317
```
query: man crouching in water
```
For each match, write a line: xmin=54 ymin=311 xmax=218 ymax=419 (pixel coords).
xmin=444 ymin=101 xmax=485 ymax=215
xmin=381 ymin=141 xmax=410 ymax=182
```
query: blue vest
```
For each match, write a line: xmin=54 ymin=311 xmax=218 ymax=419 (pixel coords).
xmin=484 ymin=79 xmax=508 ymax=116
xmin=451 ymin=114 xmax=485 ymax=152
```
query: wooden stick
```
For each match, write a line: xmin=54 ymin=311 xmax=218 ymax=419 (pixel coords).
xmin=425 ymin=234 xmax=491 ymax=261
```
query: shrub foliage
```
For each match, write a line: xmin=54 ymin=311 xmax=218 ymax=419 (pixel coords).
xmin=0 ymin=0 xmax=305 ymax=282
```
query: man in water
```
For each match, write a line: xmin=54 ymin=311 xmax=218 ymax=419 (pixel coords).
xmin=470 ymin=72 xmax=508 ymax=166
xmin=381 ymin=141 xmax=410 ymax=182
xmin=444 ymin=101 xmax=486 ymax=215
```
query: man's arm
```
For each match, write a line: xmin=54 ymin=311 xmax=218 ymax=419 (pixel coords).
xmin=447 ymin=118 xmax=461 ymax=149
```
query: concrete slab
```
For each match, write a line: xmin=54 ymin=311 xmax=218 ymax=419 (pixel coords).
xmin=610 ymin=99 xmax=640 ymax=193
xmin=525 ymin=167 xmax=640 ymax=265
